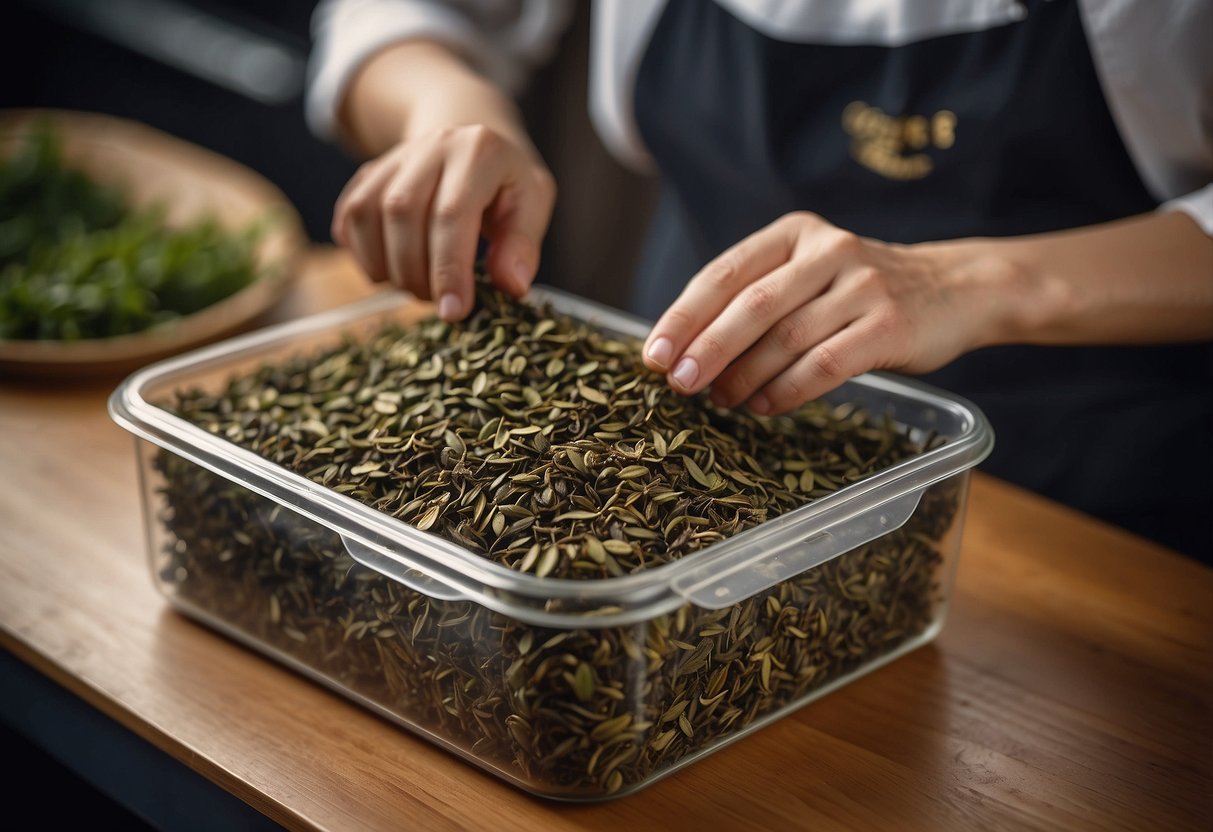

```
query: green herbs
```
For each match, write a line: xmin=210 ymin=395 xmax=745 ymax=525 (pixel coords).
xmin=0 ymin=125 xmax=260 ymax=341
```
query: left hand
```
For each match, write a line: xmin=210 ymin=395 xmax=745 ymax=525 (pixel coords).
xmin=641 ymin=211 xmax=1008 ymax=414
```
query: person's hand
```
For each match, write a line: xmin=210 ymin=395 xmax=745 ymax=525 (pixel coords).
xmin=331 ymin=124 xmax=556 ymax=321
xmin=641 ymin=212 xmax=1013 ymax=415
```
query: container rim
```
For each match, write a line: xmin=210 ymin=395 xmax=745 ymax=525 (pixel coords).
xmin=109 ymin=288 xmax=994 ymax=628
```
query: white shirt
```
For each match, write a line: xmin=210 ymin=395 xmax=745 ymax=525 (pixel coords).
xmin=306 ymin=0 xmax=1213 ymax=235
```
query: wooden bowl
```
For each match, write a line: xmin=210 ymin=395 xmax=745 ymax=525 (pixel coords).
xmin=0 ymin=109 xmax=308 ymax=379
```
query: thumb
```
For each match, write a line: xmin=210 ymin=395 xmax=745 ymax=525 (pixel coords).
xmin=484 ymin=176 xmax=555 ymax=297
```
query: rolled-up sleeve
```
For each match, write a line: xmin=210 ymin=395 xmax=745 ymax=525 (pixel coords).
xmin=306 ymin=0 xmax=574 ymax=140
xmin=1161 ymin=184 xmax=1213 ymax=237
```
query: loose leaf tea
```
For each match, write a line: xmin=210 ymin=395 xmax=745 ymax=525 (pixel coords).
xmin=153 ymin=282 xmax=961 ymax=797
xmin=170 ymin=282 xmax=936 ymax=577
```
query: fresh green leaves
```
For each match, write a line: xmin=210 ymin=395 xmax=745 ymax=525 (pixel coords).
xmin=0 ymin=124 xmax=260 ymax=341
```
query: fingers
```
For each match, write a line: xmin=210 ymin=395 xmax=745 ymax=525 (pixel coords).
xmin=331 ymin=158 xmax=378 ymax=247
xmin=668 ymin=258 xmax=838 ymax=396
xmin=640 ymin=209 xmax=930 ymax=416
xmin=709 ymin=281 xmax=865 ymax=407
xmin=740 ymin=271 xmax=910 ymax=414
xmin=381 ymin=149 xmax=440 ymax=296
xmin=749 ymin=316 xmax=889 ymax=415
xmin=333 ymin=156 xmax=398 ymax=282
xmin=650 ymin=216 xmax=861 ymax=398
xmin=330 ymin=125 xmax=556 ymax=321
xmin=427 ymin=128 xmax=518 ymax=319
xmin=483 ymin=167 xmax=556 ymax=297
xmin=642 ymin=217 xmax=800 ymax=376
xmin=426 ymin=185 xmax=479 ymax=320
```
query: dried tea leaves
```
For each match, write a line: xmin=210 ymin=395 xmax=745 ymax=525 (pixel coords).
xmin=171 ymin=280 xmax=930 ymax=579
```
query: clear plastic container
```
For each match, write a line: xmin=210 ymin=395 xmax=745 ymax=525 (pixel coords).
xmin=109 ymin=290 xmax=993 ymax=800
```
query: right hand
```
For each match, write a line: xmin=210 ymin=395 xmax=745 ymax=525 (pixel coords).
xmin=332 ymin=124 xmax=556 ymax=321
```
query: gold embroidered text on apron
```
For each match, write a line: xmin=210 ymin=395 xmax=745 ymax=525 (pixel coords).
xmin=842 ymin=101 xmax=956 ymax=181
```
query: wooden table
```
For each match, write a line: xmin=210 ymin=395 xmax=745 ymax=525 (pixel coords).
xmin=2 ymin=250 xmax=1209 ymax=831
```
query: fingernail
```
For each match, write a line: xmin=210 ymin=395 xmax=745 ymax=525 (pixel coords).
xmin=646 ymin=336 xmax=674 ymax=368
xmin=438 ymin=292 xmax=461 ymax=321
xmin=748 ymin=394 xmax=771 ymax=415
xmin=511 ymin=260 xmax=531 ymax=293
xmin=671 ymin=357 xmax=699 ymax=390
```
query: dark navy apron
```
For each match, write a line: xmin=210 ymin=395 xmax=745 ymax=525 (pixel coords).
xmin=631 ymin=0 xmax=1213 ymax=561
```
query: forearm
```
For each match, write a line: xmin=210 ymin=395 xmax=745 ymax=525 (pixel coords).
xmin=928 ymin=210 xmax=1213 ymax=347
xmin=338 ymin=40 xmax=536 ymax=158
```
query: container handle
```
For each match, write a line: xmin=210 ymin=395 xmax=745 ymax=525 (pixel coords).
xmin=671 ymin=489 xmax=924 ymax=610
xmin=340 ymin=537 xmax=468 ymax=602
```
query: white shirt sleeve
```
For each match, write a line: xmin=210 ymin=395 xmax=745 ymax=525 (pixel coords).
xmin=1160 ymin=185 xmax=1213 ymax=237
xmin=1080 ymin=0 xmax=1213 ymax=237
xmin=306 ymin=0 xmax=574 ymax=141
